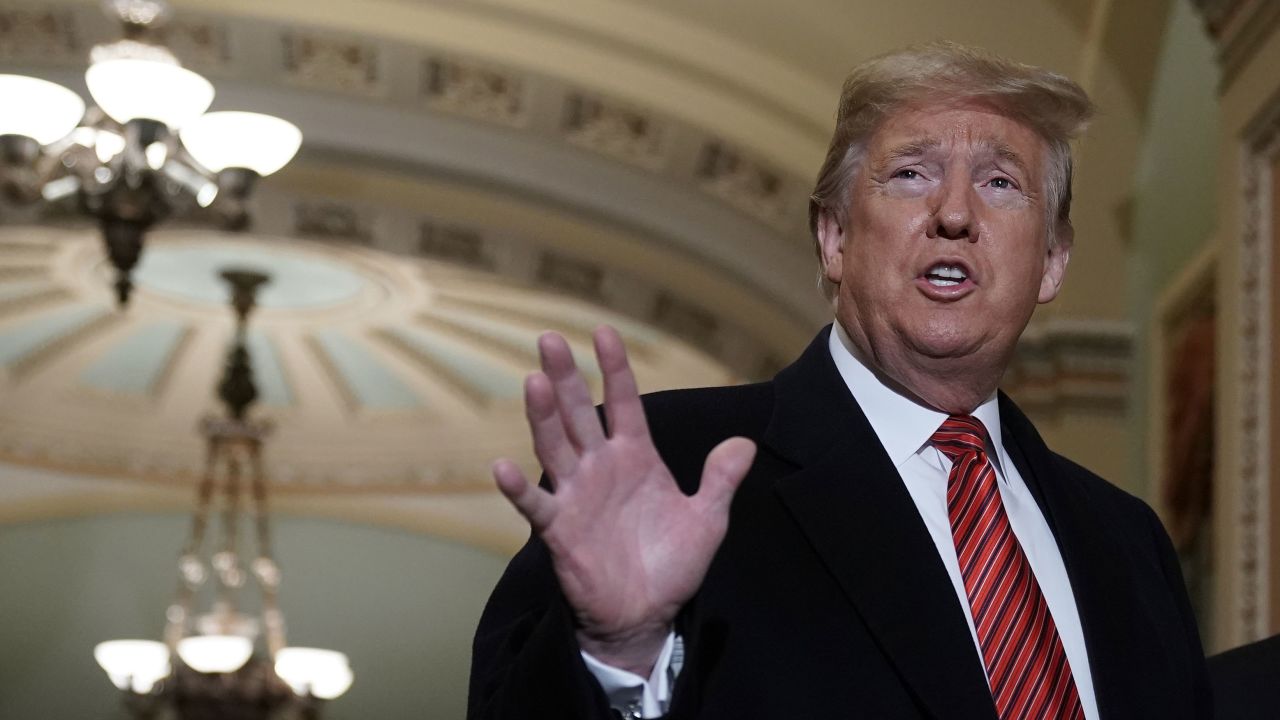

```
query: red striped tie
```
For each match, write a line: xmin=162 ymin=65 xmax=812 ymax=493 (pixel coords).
xmin=932 ymin=415 xmax=1084 ymax=720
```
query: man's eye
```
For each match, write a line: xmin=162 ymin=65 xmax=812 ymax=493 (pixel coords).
xmin=892 ymin=169 xmax=920 ymax=180
xmin=989 ymin=177 xmax=1015 ymax=190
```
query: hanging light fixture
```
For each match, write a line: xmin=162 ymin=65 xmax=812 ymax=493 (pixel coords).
xmin=0 ymin=0 xmax=302 ymax=306
xmin=0 ymin=75 xmax=87 ymax=146
xmin=94 ymin=268 xmax=352 ymax=719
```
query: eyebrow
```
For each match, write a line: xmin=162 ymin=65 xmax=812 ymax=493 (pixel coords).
xmin=988 ymin=141 xmax=1031 ymax=178
xmin=872 ymin=139 xmax=942 ymax=171
xmin=871 ymin=137 xmax=1034 ymax=179
xmin=875 ymin=137 xmax=1034 ymax=176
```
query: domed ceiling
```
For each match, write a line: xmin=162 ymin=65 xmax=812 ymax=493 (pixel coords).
xmin=0 ymin=0 xmax=1168 ymax=552
xmin=0 ymin=225 xmax=739 ymax=549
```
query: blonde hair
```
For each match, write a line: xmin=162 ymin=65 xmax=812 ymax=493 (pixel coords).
xmin=809 ymin=41 xmax=1095 ymax=299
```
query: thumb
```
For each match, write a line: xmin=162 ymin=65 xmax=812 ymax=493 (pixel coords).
xmin=696 ymin=437 xmax=756 ymax=516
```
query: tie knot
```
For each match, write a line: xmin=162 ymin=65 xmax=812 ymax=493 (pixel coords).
xmin=931 ymin=415 xmax=989 ymax=461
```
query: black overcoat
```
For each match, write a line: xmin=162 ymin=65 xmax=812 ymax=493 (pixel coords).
xmin=468 ymin=326 xmax=1210 ymax=719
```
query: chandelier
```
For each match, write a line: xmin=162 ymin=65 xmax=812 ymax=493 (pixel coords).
xmin=0 ymin=0 xmax=302 ymax=306
xmin=93 ymin=269 xmax=353 ymax=719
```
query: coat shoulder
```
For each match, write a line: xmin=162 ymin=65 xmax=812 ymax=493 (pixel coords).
xmin=1047 ymin=451 xmax=1157 ymax=522
xmin=1046 ymin=452 xmax=1176 ymax=578
xmin=640 ymin=382 xmax=774 ymax=435
xmin=637 ymin=382 xmax=774 ymax=490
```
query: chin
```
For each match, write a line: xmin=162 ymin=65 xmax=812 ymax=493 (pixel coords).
xmin=903 ymin=329 xmax=985 ymax=361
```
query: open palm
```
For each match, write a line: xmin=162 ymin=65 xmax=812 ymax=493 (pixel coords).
xmin=492 ymin=327 xmax=756 ymax=676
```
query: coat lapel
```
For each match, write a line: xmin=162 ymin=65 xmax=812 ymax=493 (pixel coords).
xmin=765 ymin=327 xmax=997 ymax=720
xmin=998 ymin=395 xmax=1141 ymax=718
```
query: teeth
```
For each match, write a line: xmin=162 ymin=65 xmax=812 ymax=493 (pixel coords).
xmin=925 ymin=264 xmax=968 ymax=287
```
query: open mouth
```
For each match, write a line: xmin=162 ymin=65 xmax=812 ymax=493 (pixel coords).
xmin=923 ymin=263 xmax=969 ymax=287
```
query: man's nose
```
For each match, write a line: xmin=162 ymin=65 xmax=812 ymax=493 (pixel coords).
xmin=927 ymin=175 xmax=976 ymax=241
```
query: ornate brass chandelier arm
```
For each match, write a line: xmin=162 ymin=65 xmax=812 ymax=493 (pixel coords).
xmin=249 ymin=439 xmax=287 ymax=657
xmin=211 ymin=439 xmax=246 ymax=625
xmin=164 ymin=433 xmax=222 ymax=649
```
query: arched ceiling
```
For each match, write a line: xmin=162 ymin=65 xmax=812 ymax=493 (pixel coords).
xmin=0 ymin=0 xmax=1172 ymax=553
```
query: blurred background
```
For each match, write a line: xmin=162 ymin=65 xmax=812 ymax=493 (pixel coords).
xmin=0 ymin=0 xmax=1272 ymax=716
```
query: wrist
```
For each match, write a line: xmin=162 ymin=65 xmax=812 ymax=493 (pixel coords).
xmin=576 ymin=624 xmax=672 ymax=678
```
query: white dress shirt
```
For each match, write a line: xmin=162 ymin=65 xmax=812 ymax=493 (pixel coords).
xmin=585 ymin=324 xmax=1098 ymax=719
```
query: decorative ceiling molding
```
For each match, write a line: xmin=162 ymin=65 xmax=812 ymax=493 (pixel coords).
xmin=695 ymin=141 xmax=792 ymax=227
xmin=0 ymin=1 xmax=828 ymax=335
xmin=0 ymin=5 xmax=79 ymax=62
xmin=1002 ymin=318 xmax=1133 ymax=414
xmin=164 ymin=15 xmax=232 ymax=69
xmin=281 ymin=30 xmax=384 ymax=96
xmin=0 ymin=0 xmax=819 ymax=204
xmin=1192 ymin=0 xmax=1280 ymax=90
xmin=423 ymin=56 xmax=528 ymax=128
xmin=246 ymin=171 xmax=808 ymax=377
xmin=561 ymin=91 xmax=669 ymax=171
xmin=183 ymin=0 xmax=836 ymax=165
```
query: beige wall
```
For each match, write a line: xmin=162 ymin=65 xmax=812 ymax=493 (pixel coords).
xmin=1128 ymin=0 xmax=1221 ymax=506
xmin=1021 ymin=2 xmax=1219 ymax=502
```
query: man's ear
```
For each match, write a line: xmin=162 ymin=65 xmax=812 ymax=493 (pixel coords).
xmin=1037 ymin=225 xmax=1072 ymax=304
xmin=817 ymin=209 xmax=846 ymax=284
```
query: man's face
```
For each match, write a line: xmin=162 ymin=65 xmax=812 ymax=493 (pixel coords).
xmin=819 ymin=102 xmax=1069 ymax=407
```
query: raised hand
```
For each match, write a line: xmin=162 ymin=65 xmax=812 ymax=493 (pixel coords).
xmin=492 ymin=326 xmax=756 ymax=677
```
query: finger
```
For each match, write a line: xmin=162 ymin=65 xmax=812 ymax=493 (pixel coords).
xmin=493 ymin=459 xmax=557 ymax=532
xmin=695 ymin=437 xmax=757 ymax=517
xmin=539 ymin=332 xmax=606 ymax=449
xmin=595 ymin=325 xmax=650 ymax=440
xmin=525 ymin=372 xmax=579 ymax=482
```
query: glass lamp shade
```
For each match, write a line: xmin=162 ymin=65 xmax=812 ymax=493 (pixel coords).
xmin=70 ymin=126 xmax=127 ymax=164
xmin=180 ymin=111 xmax=302 ymax=176
xmin=0 ymin=75 xmax=86 ymax=145
xmin=94 ymin=639 xmax=171 ymax=694
xmin=85 ymin=59 xmax=213 ymax=128
xmin=176 ymin=634 xmax=254 ymax=674
xmin=274 ymin=647 xmax=354 ymax=700
xmin=95 ymin=130 xmax=127 ymax=164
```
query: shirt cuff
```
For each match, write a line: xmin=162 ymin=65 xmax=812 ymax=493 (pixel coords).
xmin=580 ymin=632 xmax=680 ymax=719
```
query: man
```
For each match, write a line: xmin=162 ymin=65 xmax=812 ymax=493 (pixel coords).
xmin=469 ymin=42 xmax=1210 ymax=719
xmin=1209 ymin=633 xmax=1280 ymax=718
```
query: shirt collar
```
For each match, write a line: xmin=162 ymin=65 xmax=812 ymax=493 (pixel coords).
xmin=827 ymin=322 xmax=1004 ymax=470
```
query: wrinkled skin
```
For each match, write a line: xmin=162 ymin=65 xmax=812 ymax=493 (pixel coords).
xmin=820 ymin=102 xmax=1070 ymax=413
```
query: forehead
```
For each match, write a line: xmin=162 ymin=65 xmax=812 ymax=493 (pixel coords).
xmin=867 ymin=102 xmax=1047 ymax=166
